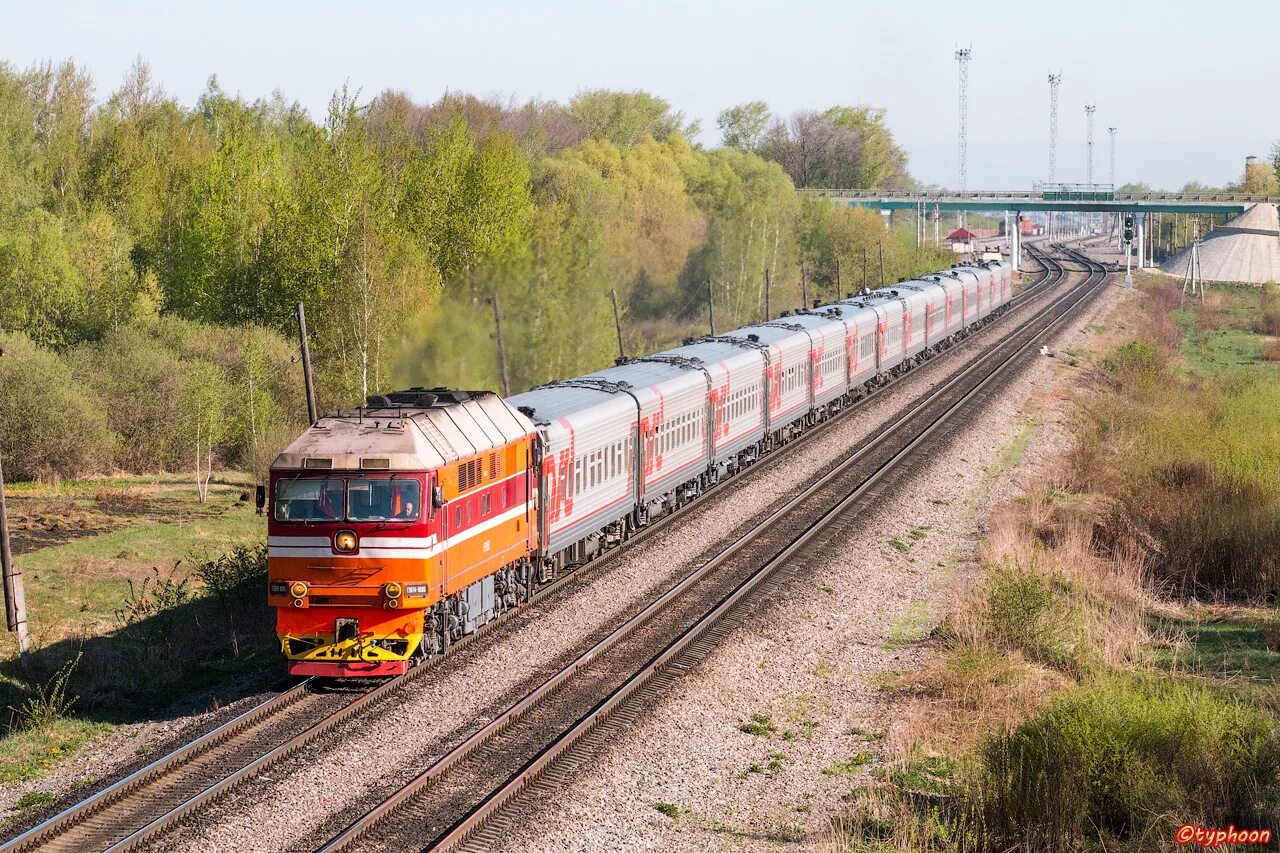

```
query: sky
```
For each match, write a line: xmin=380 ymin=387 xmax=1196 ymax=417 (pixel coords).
xmin=3 ymin=0 xmax=1277 ymax=190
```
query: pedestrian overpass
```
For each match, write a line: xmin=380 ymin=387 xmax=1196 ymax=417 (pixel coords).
xmin=799 ymin=185 xmax=1280 ymax=271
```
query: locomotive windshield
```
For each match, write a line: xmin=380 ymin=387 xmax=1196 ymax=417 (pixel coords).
xmin=348 ymin=478 xmax=421 ymax=522
xmin=274 ymin=477 xmax=422 ymax=523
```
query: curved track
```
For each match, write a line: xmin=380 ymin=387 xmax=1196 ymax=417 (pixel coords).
xmin=315 ymin=248 xmax=1110 ymax=853
xmin=0 ymin=249 xmax=1081 ymax=853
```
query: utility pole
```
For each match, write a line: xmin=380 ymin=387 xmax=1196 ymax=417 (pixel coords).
xmin=879 ymin=242 xmax=886 ymax=287
xmin=861 ymin=249 xmax=868 ymax=294
xmin=1048 ymin=73 xmax=1061 ymax=183
xmin=1085 ymin=105 xmax=1097 ymax=187
xmin=956 ymin=47 xmax=972 ymax=228
xmin=490 ymin=295 xmax=511 ymax=394
xmin=800 ymin=265 xmax=808 ymax=311
xmin=1108 ymin=127 xmax=1119 ymax=245
xmin=706 ymin=279 xmax=716 ymax=335
xmin=834 ymin=259 xmax=842 ymax=303
xmin=609 ymin=289 xmax=626 ymax=362
xmin=0 ymin=454 xmax=30 ymax=659
xmin=1108 ymin=126 xmax=1118 ymax=187
xmin=294 ymin=303 xmax=318 ymax=423
xmin=1048 ymin=73 xmax=1061 ymax=243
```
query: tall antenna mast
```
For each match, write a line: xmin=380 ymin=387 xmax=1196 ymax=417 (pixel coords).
xmin=955 ymin=47 xmax=971 ymax=226
xmin=1108 ymin=126 xmax=1118 ymax=186
xmin=1047 ymin=73 xmax=1061 ymax=182
xmin=1085 ymin=104 xmax=1097 ymax=186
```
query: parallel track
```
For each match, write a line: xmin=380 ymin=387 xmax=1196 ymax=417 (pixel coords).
xmin=316 ymin=248 xmax=1110 ymax=853
xmin=0 ymin=250 xmax=1074 ymax=853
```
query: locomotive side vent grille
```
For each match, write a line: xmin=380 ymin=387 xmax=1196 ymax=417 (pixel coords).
xmin=459 ymin=459 xmax=482 ymax=491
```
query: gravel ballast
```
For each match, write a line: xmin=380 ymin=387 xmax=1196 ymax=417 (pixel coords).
xmin=487 ymin=280 xmax=1132 ymax=852
xmin=154 ymin=272 xmax=1080 ymax=853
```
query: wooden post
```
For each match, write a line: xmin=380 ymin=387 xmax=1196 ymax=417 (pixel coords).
xmin=879 ymin=241 xmax=886 ymax=287
xmin=707 ymin=279 xmax=716 ymax=335
xmin=609 ymin=288 xmax=626 ymax=362
xmin=834 ymin=259 xmax=841 ymax=304
xmin=295 ymin=303 xmax=318 ymax=423
xmin=0 ymin=455 xmax=30 ymax=658
xmin=763 ymin=268 xmax=771 ymax=320
xmin=862 ymin=249 xmax=868 ymax=294
xmin=800 ymin=265 xmax=808 ymax=310
xmin=490 ymin=295 xmax=511 ymax=396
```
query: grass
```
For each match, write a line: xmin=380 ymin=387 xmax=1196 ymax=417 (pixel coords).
xmin=654 ymin=801 xmax=680 ymax=819
xmin=0 ymin=488 xmax=275 ymax=787
xmin=826 ymin=279 xmax=1280 ymax=852
xmin=822 ymin=753 xmax=872 ymax=777
xmin=1155 ymin=607 xmax=1280 ymax=687
xmin=884 ymin=603 xmax=929 ymax=651
xmin=0 ymin=717 xmax=112 ymax=783
xmin=6 ymin=475 xmax=262 ymax=646
xmin=738 ymin=713 xmax=776 ymax=737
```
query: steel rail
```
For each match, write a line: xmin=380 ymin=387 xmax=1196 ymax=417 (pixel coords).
xmin=3 ymin=255 xmax=1067 ymax=853
xmin=315 ymin=249 xmax=1109 ymax=853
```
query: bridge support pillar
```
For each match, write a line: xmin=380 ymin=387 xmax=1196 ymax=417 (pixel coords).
xmin=1136 ymin=213 xmax=1146 ymax=270
xmin=1012 ymin=211 xmax=1021 ymax=271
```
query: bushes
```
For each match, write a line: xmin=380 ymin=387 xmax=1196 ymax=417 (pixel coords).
xmin=0 ymin=318 xmax=306 ymax=482
xmin=955 ymin=677 xmax=1280 ymax=850
xmin=1084 ymin=328 xmax=1280 ymax=599
xmin=985 ymin=563 xmax=1083 ymax=674
xmin=0 ymin=331 xmax=112 ymax=480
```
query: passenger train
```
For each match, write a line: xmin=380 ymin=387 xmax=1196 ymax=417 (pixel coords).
xmin=268 ymin=260 xmax=1013 ymax=676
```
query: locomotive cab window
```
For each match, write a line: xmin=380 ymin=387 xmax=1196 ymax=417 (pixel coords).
xmin=347 ymin=478 xmax=421 ymax=522
xmin=274 ymin=478 xmax=344 ymax=522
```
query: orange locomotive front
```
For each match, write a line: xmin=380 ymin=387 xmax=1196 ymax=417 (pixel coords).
xmin=268 ymin=389 xmax=538 ymax=677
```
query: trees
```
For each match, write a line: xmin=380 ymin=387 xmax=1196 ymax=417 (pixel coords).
xmin=568 ymin=90 xmax=698 ymax=148
xmin=0 ymin=332 xmax=111 ymax=481
xmin=717 ymin=101 xmax=770 ymax=153
xmin=758 ymin=106 xmax=909 ymax=189
xmin=0 ymin=60 xmax=946 ymax=484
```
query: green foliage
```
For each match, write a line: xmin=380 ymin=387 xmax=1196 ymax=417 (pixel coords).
xmin=0 ymin=331 xmax=112 ymax=480
xmin=956 ymin=677 xmax=1280 ymax=850
xmin=1102 ymin=339 xmax=1161 ymax=382
xmin=114 ymin=566 xmax=193 ymax=628
xmin=654 ymin=802 xmax=680 ymax=819
xmin=193 ymin=543 xmax=268 ymax=599
xmin=0 ymin=59 xmax=934 ymax=482
xmin=738 ymin=713 xmax=777 ymax=736
xmin=10 ymin=653 xmax=80 ymax=732
xmin=717 ymin=101 xmax=770 ymax=152
xmin=15 ymin=790 xmax=54 ymax=810
xmin=568 ymin=90 xmax=697 ymax=148
xmin=986 ymin=562 xmax=1083 ymax=673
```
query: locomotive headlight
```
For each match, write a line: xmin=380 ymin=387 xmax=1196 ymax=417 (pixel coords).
xmin=289 ymin=581 xmax=308 ymax=599
xmin=334 ymin=530 xmax=358 ymax=553
xmin=405 ymin=584 xmax=428 ymax=597
xmin=383 ymin=582 xmax=403 ymax=599
xmin=270 ymin=581 xmax=287 ymax=596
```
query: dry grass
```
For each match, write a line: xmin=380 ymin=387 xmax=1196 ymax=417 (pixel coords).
xmin=826 ymin=280 xmax=1280 ymax=852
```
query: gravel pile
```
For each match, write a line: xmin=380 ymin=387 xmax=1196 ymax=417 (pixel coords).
xmin=489 ymin=282 xmax=1132 ymax=852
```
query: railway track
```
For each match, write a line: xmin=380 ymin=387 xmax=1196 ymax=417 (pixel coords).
xmin=0 ymin=248 xmax=1077 ymax=853
xmin=313 ymin=248 xmax=1111 ymax=853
